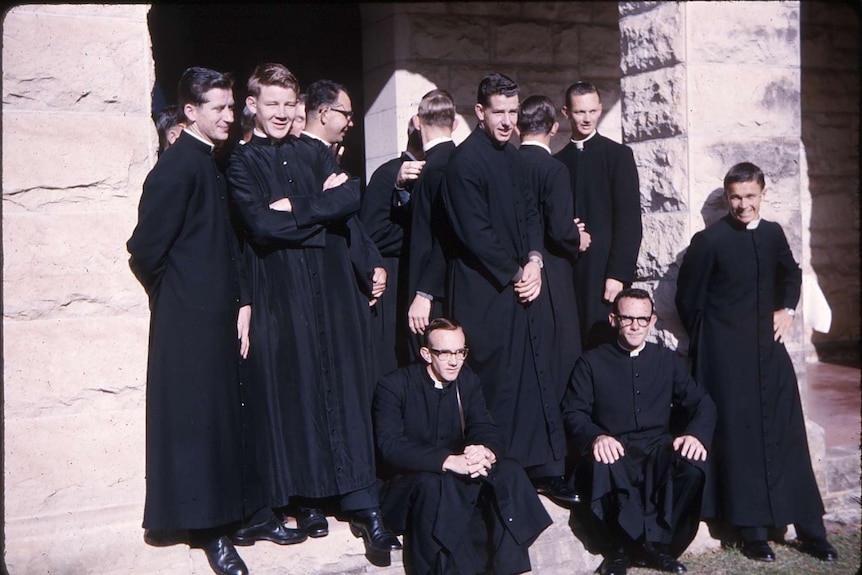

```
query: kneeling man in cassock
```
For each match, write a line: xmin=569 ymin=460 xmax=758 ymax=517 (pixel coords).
xmin=373 ymin=318 xmax=552 ymax=575
xmin=562 ymin=289 xmax=716 ymax=575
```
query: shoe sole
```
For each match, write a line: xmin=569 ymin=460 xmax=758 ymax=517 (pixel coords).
xmin=349 ymin=524 xmax=401 ymax=552
xmin=231 ymin=533 xmax=307 ymax=547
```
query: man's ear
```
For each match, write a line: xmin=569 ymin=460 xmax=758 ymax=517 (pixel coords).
xmin=246 ymin=95 xmax=257 ymax=114
xmin=411 ymin=114 xmax=422 ymax=132
xmin=560 ymin=106 xmax=569 ymax=117
xmin=550 ymin=121 xmax=559 ymax=137
xmin=608 ymin=312 xmax=617 ymax=327
xmin=183 ymin=103 xmax=198 ymax=124
xmin=419 ymin=346 xmax=432 ymax=365
xmin=475 ymin=103 xmax=485 ymax=122
xmin=452 ymin=116 xmax=460 ymax=132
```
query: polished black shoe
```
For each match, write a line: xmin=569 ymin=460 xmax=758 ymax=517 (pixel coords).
xmin=633 ymin=543 xmax=686 ymax=573
xmin=740 ymin=540 xmax=776 ymax=562
xmin=349 ymin=508 xmax=402 ymax=553
xmin=295 ymin=507 xmax=329 ymax=538
xmin=202 ymin=535 xmax=248 ymax=575
xmin=798 ymin=537 xmax=838 ymax=562
xmin=598 ymin=552 xmax=628 ymax=575
xmin=532 ymin=476 xmax=581 ymax=507
xmin=232 ymin=515 xmax=307 ymax=546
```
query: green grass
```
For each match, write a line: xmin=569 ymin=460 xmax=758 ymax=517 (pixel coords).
xmin=624 ymin=530 xmax=861 ymax=575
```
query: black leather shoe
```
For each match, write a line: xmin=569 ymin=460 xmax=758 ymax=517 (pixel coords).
xmin=202 ymin=535 xmax=248 ymax=575
xmin=741 ymin=540 xmax=775 ymax=562
xmin=232 ymin=516 xmax=307 ymax=546
xmin=295 ymin=507 xmax=329 ymax=538
xmin=798 ymin=537 xmax=838 ymax=562
xmin=598 ymin=552 xmax=628 ymax=575
xmin=349 ymin=508 xmax=402 ymax=553
xmin=532 ymin=476 xmax=581 ymax=507
xmin=633 ymin=543 xmax=686 ymax=573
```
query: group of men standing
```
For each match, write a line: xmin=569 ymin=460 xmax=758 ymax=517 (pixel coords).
xmin=128 ymin=63 xmax=835 ymax=575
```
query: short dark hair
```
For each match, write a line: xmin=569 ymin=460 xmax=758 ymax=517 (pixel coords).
xmin=517 ymin=95 xmax=556 ymax=136
xmin=613 ymin=288 xmax=654 ymax=315
xmin=240 ymin=104 xmax=256 ymax=137
xmin=417 ymin=89 xmax=456 ymax=128
xmin=297 ymin=93 xmax=307 ymax=105
xmin=423 ymin=317 xmax=464 ymax=348
xmin=477 ymin=72 xmax=519 ymax=107
xmin=306 ymin=79 xmax=346 ymax=116
xmin=406 ymin=119 xmax=422 ymax=151
xmin=723 ymin=162 xmax=765 ymax=192
xmin=154 ymin=104 xmax=184 ymax=151
xmin=177 ymin=67 xmax=233 ymax=109
xmin=564 ymin=81 xmax=600 ymax=108
xmin=247 ymin=62 xmax=299 ymax=98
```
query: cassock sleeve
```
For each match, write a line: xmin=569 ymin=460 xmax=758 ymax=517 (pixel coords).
xmin=373 ymin=372 xmax=454 ymax=473
xmin=561 ymin=356 xmax=608 ymax=456
xmin=415 ymin=173 xmax=450 ymax=298
xmin=675 ymin=230 xmax=715 ymax=357
xmin=127 ymin=159 xmax=194 ymax=298
xmin=773 ymin=224 xmax=802 ymax=310
xmin=443 ymin=152 xmax=521 ymax=290
xmin=460 ymin=370 xmax=506 ymax=458
xmin=605 ymin=145 xmax=641 ymax=283
xmin=669 ymin=352 xmax=716 ymax=449
xmin=542 ymin=160 xmax=581 ymax=260
xmin=360 ymin=158 xmax=408 ymax=257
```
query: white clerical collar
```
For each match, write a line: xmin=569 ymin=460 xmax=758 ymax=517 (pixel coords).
xmin=617 ymin=340 xmax=647 ymax=357
xmin=746 ymin=218 xmax=762 ymax=230
xmin=571 ymin=130 xmax=597 ymax=150
xmin=423 ymin=136 xmax=453 ymax=153
xmin=520 ymin=140 xmax=551 ymax=154
xmin=183 ymin=127 xmax=215 ymax=151
xmin=253 ymin=128 xmax=268 ymax=139
xmin=301 ymin=130 xmax=331 ymax=146
xmin=426 ymin=368 xmax=451 ymax=389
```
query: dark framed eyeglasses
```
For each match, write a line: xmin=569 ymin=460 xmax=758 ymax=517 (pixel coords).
xmin=615 ymin=315 xmax=652 ymax=327
xmin=428 ymin=348 xmax=469 ymax=361
xmin=327 ymin=107 xmax=354 ymax=121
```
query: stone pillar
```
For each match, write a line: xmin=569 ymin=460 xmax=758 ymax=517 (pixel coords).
xmin=620 ymin=0 xmax=829 ymax=488
xmin=2 ymin=6 xmax=156 ymax=572
xmin=359 ymin=1 xmax=622 ymax=179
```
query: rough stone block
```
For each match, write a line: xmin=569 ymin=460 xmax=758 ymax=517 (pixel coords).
xmin=3 ymin=8 xmax=153 ymax=115
xmin=579 ymin=25 xmax=622 ymax=78
xmin=448 ymin=66 xmax=488 ymax=114
xmin=621 ymin=66 xmax=686 ymax=142
xmin=637 ymin=279 xmax=686 ymax=350
xmin=619 ymin=2 xmax=660 ymax=18
xmin=629 ymin=137 xmax=689 ymax=213
xmin=620 ymin=2 xmax=683 ymax=74
xmin=5 ymin=408 xmax=145 ymax=519
xmin=4 ymin=316 xmax=148 ymax=420
xmin=409 ymin=17 xmax=489 ymax=61
xmin=801 ymin=70 xmax=859 ymax=114
xmin=495 ymin=22 xmax=553 ymax=64
xmin=802 ymin=23 xmax=860 ymax=71
xmin=637 ymin=213 xmax=688 ymax=281
xmin=522 ymin=2 xmax=591 ymax=23
xmin=687 ymin=2 xmax=800 ymax=66
xmin=3 ymin=210 xmax=147 ymax=320
xmin=445 ymin=2 xmax=522 ymax=17
xmin=517 ymin=67 xmax=578 ymax=104
xmin=825 ymin=446 xmax=862 ymax=493
xmin=591 ymin=1 xmax=623 ymax=25
xmin=5 ymin=4 xmax=149 ymax=19
xmin=394 ymin=2 xmax=448 ymax=14
xmin=553 ymin=25 xmax=579 ymax=66
xmin=2 ymin=113 xmax=154 ymax=212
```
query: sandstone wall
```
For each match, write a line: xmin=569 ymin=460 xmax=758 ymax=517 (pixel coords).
xmin=801 ymin=1 xmax=860 ymax=359
xmin=360 ymin=2 xmax=624 ymax=178
xmin=2 ymin=5 xmax=158 ymax=573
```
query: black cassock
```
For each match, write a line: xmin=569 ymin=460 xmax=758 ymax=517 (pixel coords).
xmin=402 ymin=140 xmax=457 ymax=362
xmin=128 ymin=132 xmax=255 ymax=530
xmin=675 ymin=215 xmax=824 ymax=528
xmin=443 ymin=127 xmax=564 ymax=473
xmin=360 ymin=152 xmax=413 ymax=374
xmin=554 ymin=134 xmax=641 ymax=348
xmin=519 ymin=144 xmax=583 ymax=395
xmin=374 ymin=363 xmax=552 ymax=575
xmin=227 ymin=134 xmax=380 ymax=507
xmin=562 ymin=343 xmax=715 ymax=555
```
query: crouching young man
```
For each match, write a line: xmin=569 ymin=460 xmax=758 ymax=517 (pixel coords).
xmin=373 ymin=318 xmax=552 ymax=575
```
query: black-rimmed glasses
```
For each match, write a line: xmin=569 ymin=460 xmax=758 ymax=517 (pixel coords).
xmin=428 ymin=348 xmax=469 ymax=361
xmin=327 ymin=107 xmax=354 ymax=121
xmin=615 ymin=315 xmax=652 ymax=327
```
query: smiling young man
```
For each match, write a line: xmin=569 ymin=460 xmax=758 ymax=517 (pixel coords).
xmin=554 ymin=82 xmax=642 ymax=350
xmin=563 ymin=289 xmax=716 ymax=575
xmin=675 ymin=162 xmax=837 ymax=564
xmin=442 ymin=73 xmax=574 ymax=505
xmin=128 ymin=66 xmax=254 ymax=575
xmin=373 ymin=318 xmax=551 ymax=575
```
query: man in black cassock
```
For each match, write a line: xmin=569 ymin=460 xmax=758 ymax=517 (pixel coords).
xmin=563 ymin=289 xmax=716 ymax=575
xmin=360 ymin=120 xmax=425 ymax=373
xmin=227 ymin=64 xmax=400 ymax=557
xmin=675 ymin=162 xmax=837 ymax=563
xmin=374 ymin=318 xmax=552 ymax=575
xmin=554 ymin=81 xmax=642 ymax=349
xmin=402 ymin=89 xmax=458 ymax=363
xmin=442 ymin=73 xmax=571 ymax=502
xmin=128 ymin=67 xmax=258 ymax=575
xmin=517 ymin=94 xmax=591 ymax=402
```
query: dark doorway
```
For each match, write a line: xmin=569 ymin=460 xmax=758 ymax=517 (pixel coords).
xmin=148 ymin=3 xmax=366 ymax=179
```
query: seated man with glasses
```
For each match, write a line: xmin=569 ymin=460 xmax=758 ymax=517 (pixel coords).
xmin=562 ymin=289 xmax=716 ymax=575
xmin=373 ymin=317 xmax=552 ymax=575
